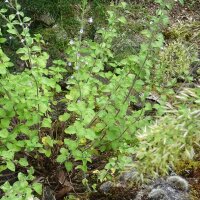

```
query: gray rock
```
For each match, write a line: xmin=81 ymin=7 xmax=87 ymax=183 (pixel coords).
xmin=135 ymin=176 xmax=190 ymax=200
xmin=52 ymin=24 xmax=68 ymax=41
xmin=166 ymin=176 xmax=189 ymax=191
xmin=119 ymin=169 xmax=137 ymax=184
xmin=39 ymin=13 xmax=55 ymax=26
xmin=99 ymin=181 xmax=114 ymax=193
xmin=148 ymin=188 xmax=170 ymax=200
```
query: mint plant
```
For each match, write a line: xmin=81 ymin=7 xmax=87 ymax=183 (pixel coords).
xmin=1 ymin=168 xmax=42 ymax=200
xmin=57 ymin=0 xmax=179 ymax=182
xmin=0 ymin=0 xmax=65 ymax=198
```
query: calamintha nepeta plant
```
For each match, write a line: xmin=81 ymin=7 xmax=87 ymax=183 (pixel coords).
xmin=0 ymin=0 xmax=65 ymax=199
xmin=57 ymin=0 xmax=182 ymax=182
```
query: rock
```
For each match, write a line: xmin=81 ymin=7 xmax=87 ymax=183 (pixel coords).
xmin=52 ymin=24 xmax=68 ymax=41
xmin=134 ymin=185 xmax=152 ymax=200
xmin=39 ymin=13 xmax=55 ymax=26
xmin=99 ymin=181 xmax=114 ymax=193
xmin=148 ymin=188 xmax=170 ymax=200
xmin=134 ymin=176 xmax=190 ymax=200
xmin=166 ymin=176 xmax=189 ymax=191
xmin=119 ymin=168 xmax=137 ymax=184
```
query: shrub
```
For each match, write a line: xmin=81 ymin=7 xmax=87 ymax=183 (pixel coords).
xmin=0 ymin=1 xmax=65 ymax=198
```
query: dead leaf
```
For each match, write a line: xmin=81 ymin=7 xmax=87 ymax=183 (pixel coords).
xmin=56 ymin=170 xmax=73 ymax=198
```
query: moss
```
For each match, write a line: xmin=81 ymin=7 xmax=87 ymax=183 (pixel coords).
xmin=148 ymin=188 xmax=168 ymax=200
xmin=166 ymin=176 xmax=189 ymax=191
xmin=164 ymin=21 xmax=200 ymax=45
xmin=175 ymin=160 xmax=200 ymax=175
xmin=157 ymin=40 xmax=198 ymax=84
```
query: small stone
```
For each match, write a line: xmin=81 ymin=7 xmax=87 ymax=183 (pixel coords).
xmin=119 ymin=168 xmax=137 ymax=184
xmin=148 ymin=188 xmax=169 ymax=200
xmin=166 ymin=176 xmax=189 ymax=191
xmin=39 ymin=13 xmax=55 ymax=26
xmin=99 ymin=181 xmax=114 ymax=193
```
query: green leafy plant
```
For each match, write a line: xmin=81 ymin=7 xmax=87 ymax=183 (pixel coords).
xmin=57 ymin=0 xmax=177 ymax=182
xmin=0 ymin=168 xmax=42 ymax=200
xmin=0 ymin=0 xmax=65 ymax=198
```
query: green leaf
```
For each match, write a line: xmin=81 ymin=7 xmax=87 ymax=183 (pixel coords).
xmin=118 ymin=16 xmax=127 ymax=24
xmin=1 ymin=151 xmax=14 ymax=160
xmin=0 ymin=63 xmax=7 ymax=74
xmin=0 ymin=67 xmax=7 ymax=75
xmin=7 ymin=29 xmax=18 ymax=35
xmin=85 ymin=129 xmax=97 ymax=140
xmin=41 ymin=118 xmax=52 ymax=128
xmin=0 ymin=129 xmax=9 ymax=138
xmin=59 ymin=113 xmax=70 ymax=122
xmin=32 ymin=45 xmax=41 ymax=52
xmin=0 ymin=165 xmax=7 ymax=173
xmin=0 ymin=38 xmax=7 ymax=43
xmin=141 ymin=29 xmax=151 ymax=38
xmin=6 ymin=161 xmax=15 ymax=172
xmin=56 ymin=154 xmax=66 ymax=163
xmin=23 ymin=17 xmax=31 ymax=23
xmin=65 ymin=125 xmax=76 ymax=134
xmin=134 ymin=80 xmax=144 ymax=92
xmin=16 ymin=47 xmax=28 ymax=54
xmin=9 ymin=14 xmax=16 ymax=21
xmin=16 ymin=3 xmax=21 ymax=11
xmin=18 ymin=158 xmax=29 ymax=167
xmin=120 ymin=2 xmax=127 ymax=8
xmin=1 ymin=118 xmax=10 ymax=128
xmin=42 ymin=149 xmax=51 ymax=157
xmin=1 ymin=182 xmax=11 ymax=192
xmin=32 ymin=182 xmax=42 ymax=195
xmin=42 ymin=136 xmax=54 ymax=147
xmin=0 ymin=8 xmax=8 ymax=13
xmin=64 ymin=161 xmax=73 ymax=172
xmin=26 ymin=37 xmax=33 ymax=45
xmin=64 ymin=139 xmax=78 ymax=150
